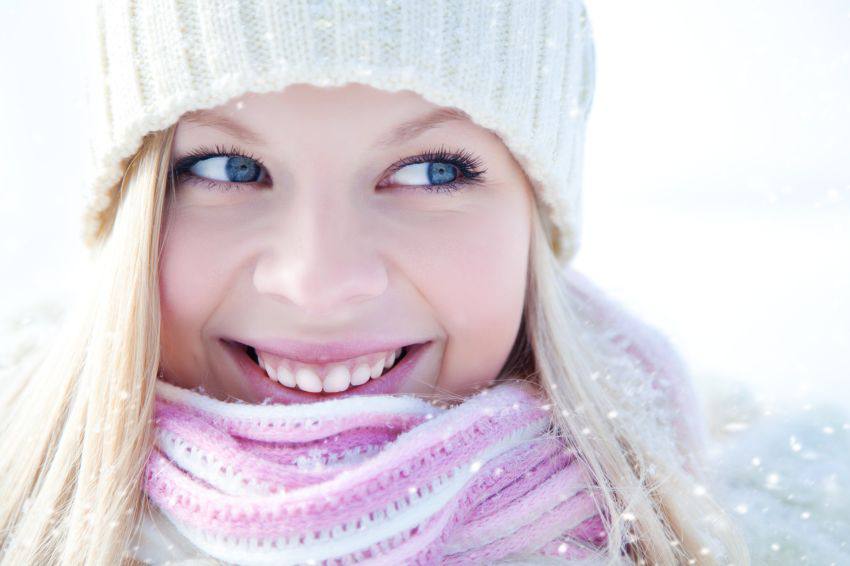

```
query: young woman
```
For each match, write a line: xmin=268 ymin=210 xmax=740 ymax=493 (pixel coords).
xmin=0 ymin=1 xmax=749 ymax=564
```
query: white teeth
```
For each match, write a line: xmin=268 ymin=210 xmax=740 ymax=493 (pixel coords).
xmin=294 ymin=368 xmax=323 ymax=393
xmin=323 ymin=366 xmax=351 ymax=393
xmin=277 ymin=366 xmax=296 ymax=388
xmin=370 ymin=347 xmax=404 ymax=380
xmin=351 ymin=364 xmax=372 ymax=386
xmin=370 ymin=358 xmax=385 ymax=379
xmin=261 ymin=360 xmax=278 ymax=382
xmin=256 ymin=346 xmax=408 ymax=392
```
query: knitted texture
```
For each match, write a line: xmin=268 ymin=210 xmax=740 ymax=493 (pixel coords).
xmin=142 ymin=378 xmax=610 ymax=565
xmin=80 ymin=0 xmax=596 ymax=265
xmin=560 ymin=267 xmax=708 ymax=475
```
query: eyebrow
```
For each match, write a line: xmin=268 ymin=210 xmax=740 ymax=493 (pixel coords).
xmin=181 ymin=109 xmax=267 ymax=145
xmin=372 ymin=106 xmax=473 ymax=149
xmin=180 ymin=106 xmax=473 ymax=149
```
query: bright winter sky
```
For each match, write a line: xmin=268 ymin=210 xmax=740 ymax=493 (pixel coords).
xmin=1 ymin=1 xmax=848 ymax=410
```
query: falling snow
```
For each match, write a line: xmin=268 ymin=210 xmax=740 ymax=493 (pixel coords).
xmin=704 ymin=377 xmax=850 ymax=564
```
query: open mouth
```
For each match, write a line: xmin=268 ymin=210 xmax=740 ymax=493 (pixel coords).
xmin=222 ymin=338 xmax=428 ymax=404
xmin=245 ymin=343 xmax=410 ymax=387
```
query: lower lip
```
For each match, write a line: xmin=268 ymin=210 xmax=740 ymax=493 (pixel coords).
xmin=220 ymin=338 xmax=431 ymax=404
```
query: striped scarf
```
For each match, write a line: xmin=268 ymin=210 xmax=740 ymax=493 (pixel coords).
xmin=142 ymin=378 xmax=609 ymax=565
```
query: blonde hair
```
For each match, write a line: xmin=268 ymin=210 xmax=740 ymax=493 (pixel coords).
xmin=0 ymin=125 xmax=749 ymax=565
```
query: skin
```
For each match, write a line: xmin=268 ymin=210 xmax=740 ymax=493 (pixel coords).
xmin=158 ymin=82 xmax=534 ymax=404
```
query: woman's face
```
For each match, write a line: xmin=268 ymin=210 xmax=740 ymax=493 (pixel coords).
xmin=158 ymin=83 xmax=533 ymax=404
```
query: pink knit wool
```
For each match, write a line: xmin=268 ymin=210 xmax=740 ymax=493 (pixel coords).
xmin=142 ymin=378 xmax=609 ymax=565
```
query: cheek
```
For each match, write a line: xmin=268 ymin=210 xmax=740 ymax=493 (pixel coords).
xmin=160 ymin=226 xmax=219 ymax=329
xmin=397 ymin=196 xmax=530 ymax=396
xmin=158 ymin=213 xmax=234 ymax=380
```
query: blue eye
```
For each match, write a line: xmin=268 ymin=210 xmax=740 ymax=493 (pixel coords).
xmin=381 ymin=145 xmax=488 ymax=194
xmin=170 ymin=144 xmax=269 ymax=192
xmin=390 ymin=162 xmax=458 ymax=186
xmin=190 ymin=155 xmax=266 ymax=183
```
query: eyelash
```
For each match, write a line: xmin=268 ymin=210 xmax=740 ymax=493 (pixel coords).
xmin=385 ymin=144 xmax=487 ymax=194
xmin=169 ymin=143 xmax=488 ymax=194
xmin=170 ymin=144 xmax=267 ymax=192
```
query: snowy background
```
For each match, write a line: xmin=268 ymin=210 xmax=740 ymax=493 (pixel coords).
xmin=1 ymin=0 xmax=848 ymax=563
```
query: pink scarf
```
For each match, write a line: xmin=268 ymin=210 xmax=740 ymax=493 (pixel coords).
xmin=142 ymin=378 xmax=609 ymax=565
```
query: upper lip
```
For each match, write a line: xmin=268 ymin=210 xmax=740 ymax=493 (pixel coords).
xmin=225 ymin=336 xmax=426 ymax=365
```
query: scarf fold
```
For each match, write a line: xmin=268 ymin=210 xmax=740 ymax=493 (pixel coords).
xmin=142 ymin=379 xmax=609 ymax=565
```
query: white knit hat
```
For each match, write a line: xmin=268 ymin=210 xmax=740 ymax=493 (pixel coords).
xmin=81 ymin=0 xmax=595 ymax=264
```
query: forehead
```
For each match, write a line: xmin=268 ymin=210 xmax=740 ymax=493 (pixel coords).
xmin=178 ymin=83 xmax=480 ymax=149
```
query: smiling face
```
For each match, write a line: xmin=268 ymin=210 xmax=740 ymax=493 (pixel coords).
xmin=158 ymin=82 xmax=534 ymax=404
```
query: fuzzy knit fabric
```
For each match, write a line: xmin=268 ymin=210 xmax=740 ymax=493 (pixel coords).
xmin=80 ymin=0 xmax=595 ymax=265
xmin=559 ymin=267 xmax=709 ymax=476
xmin=141 ymin=378 xmax=610 ymax=565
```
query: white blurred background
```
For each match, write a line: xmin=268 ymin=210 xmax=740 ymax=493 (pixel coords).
xmin=1 ymin=0 xmax=848 ymax=414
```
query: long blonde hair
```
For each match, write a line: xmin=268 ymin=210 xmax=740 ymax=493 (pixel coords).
xmin=0 ymin=125 xmax=749 ymax=565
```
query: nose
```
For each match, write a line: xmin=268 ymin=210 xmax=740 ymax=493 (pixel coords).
xmin=252 ymin=192 xmax=388 ymax=316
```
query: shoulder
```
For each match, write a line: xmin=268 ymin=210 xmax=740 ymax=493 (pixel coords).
xmin=561 ymin=267 xmax=709 ymax=471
